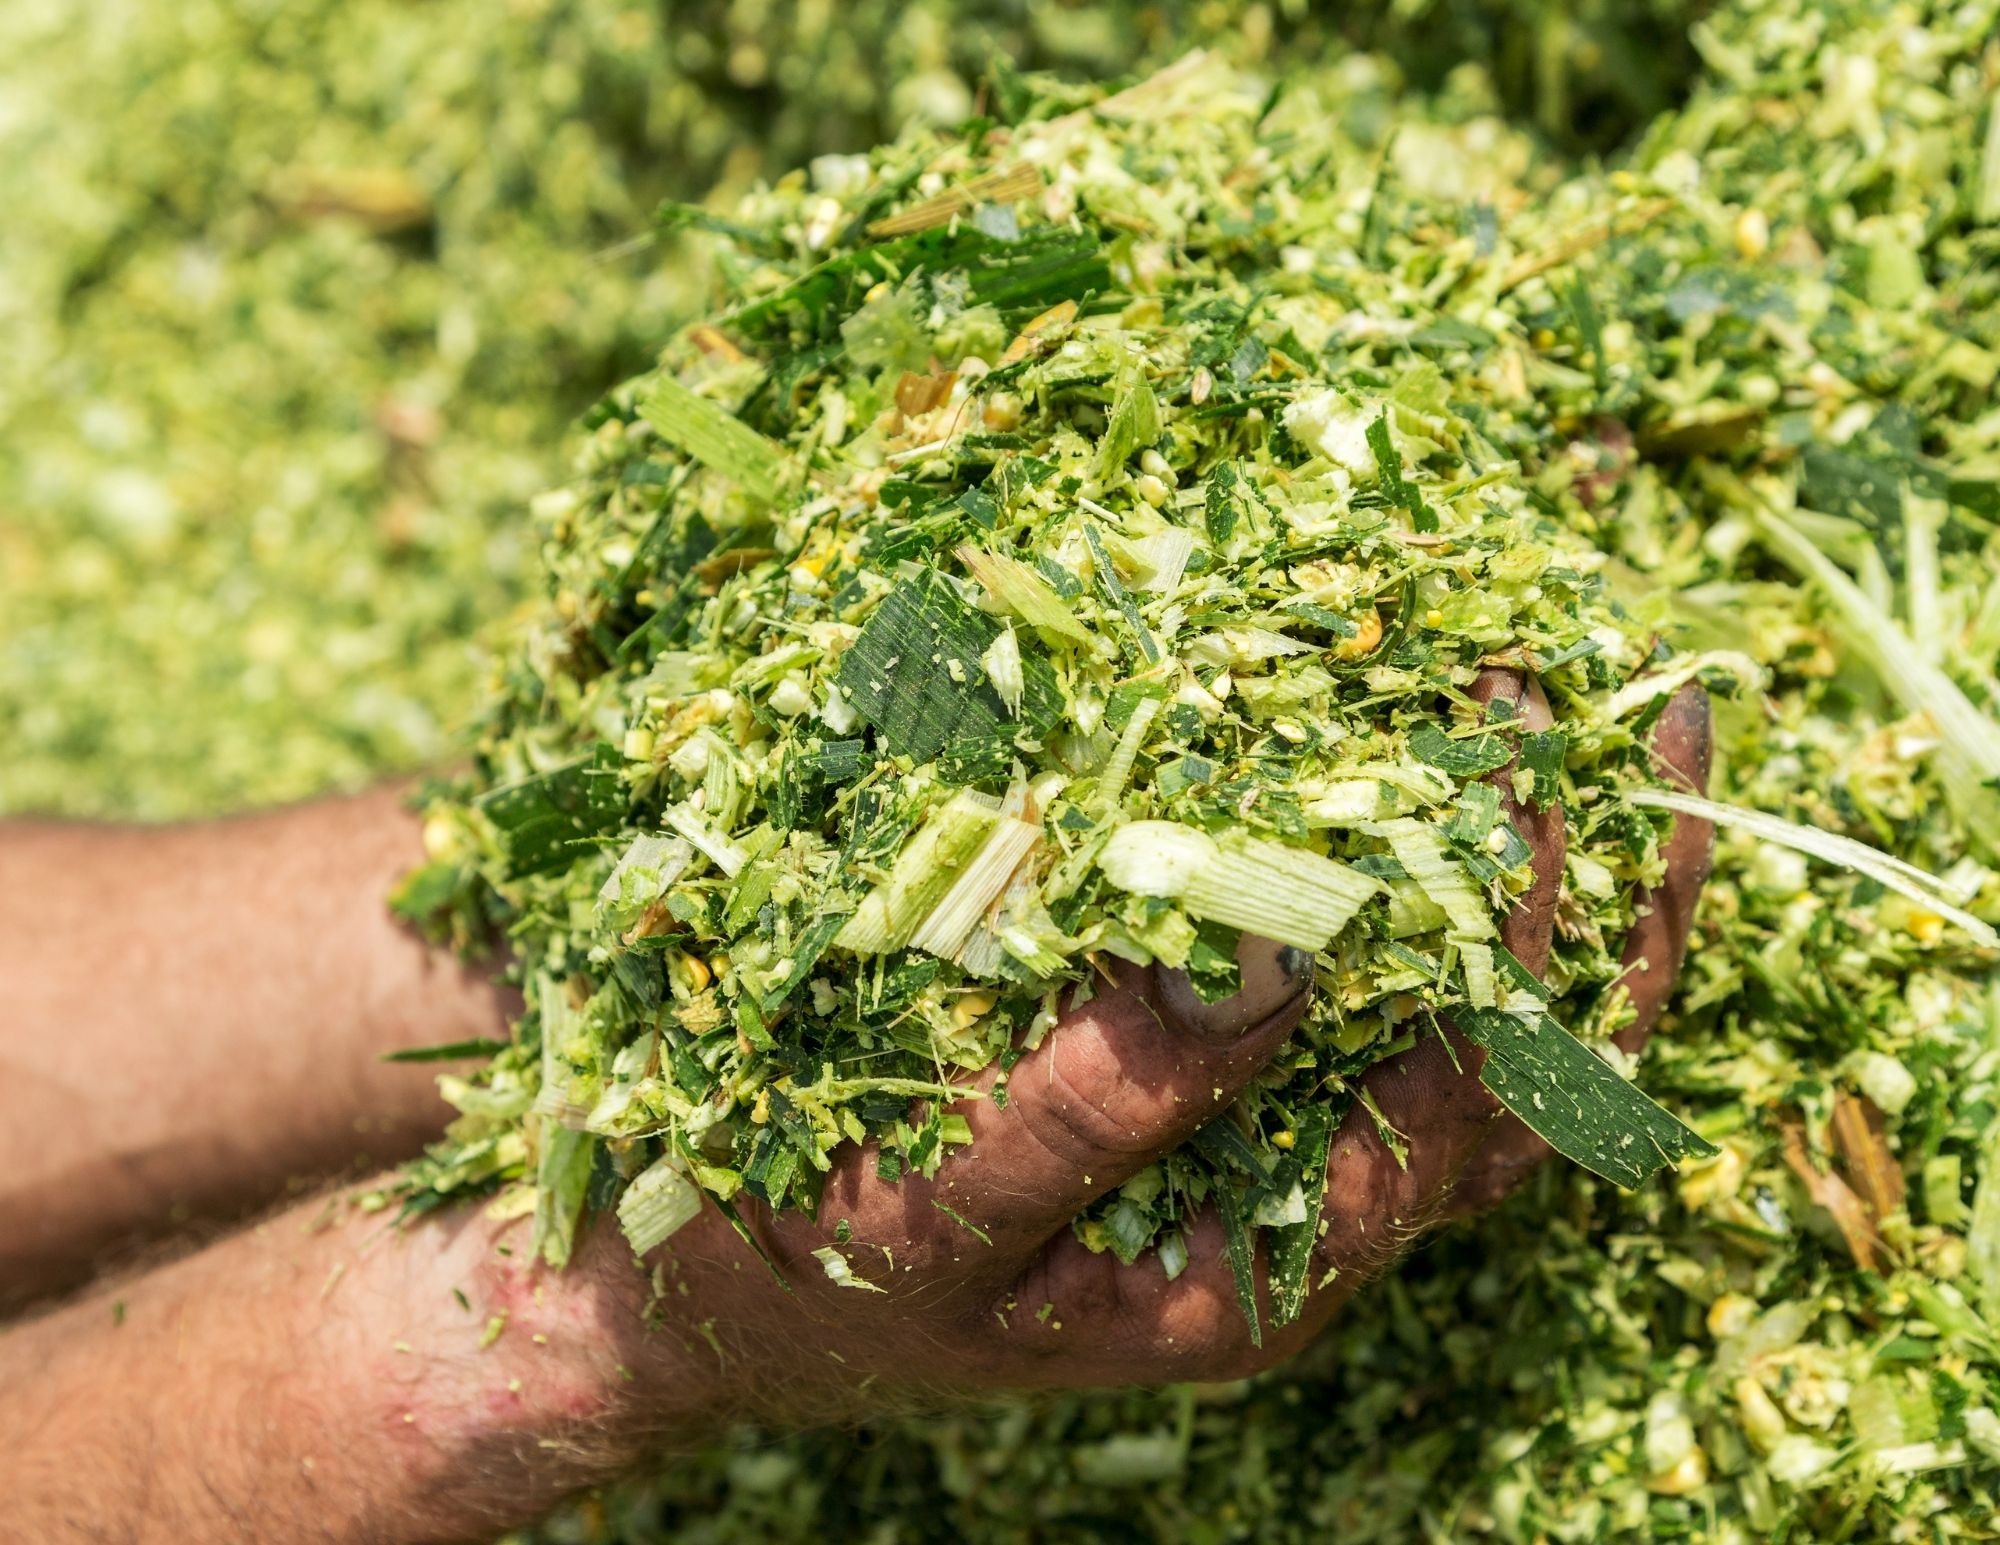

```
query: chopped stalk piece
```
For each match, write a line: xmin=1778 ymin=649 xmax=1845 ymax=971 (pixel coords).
xmin=617 ymin=1154 xmax=704 ymax=1255
xmin=1092 ymin=697 xmax=1160 ymax=812
xmin=1755 ymin=505 xmax=2000 ymax=850
xmin=664 ymin=802 xmax=748 ymax=878
xmin=910 ymin=816 xmax=1043 ymax=960
xmin=1099 ymin=820 xmax=1381 ymax=952
xmin=1367 ymin=818 xmax=1495 ymax=939
xmin=838 ymin=791 xmax=1003 ymax=954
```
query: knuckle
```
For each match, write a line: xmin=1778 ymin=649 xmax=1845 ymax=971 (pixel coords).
xmin=1016 ymin=1036 xmax=1164 ymax=1167
xmin=1055 ymin=1242 xmax=1131 ymax=1324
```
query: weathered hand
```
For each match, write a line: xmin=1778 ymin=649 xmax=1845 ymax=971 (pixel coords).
xmin=509 ymin=669 xmax=1716 ymax=1431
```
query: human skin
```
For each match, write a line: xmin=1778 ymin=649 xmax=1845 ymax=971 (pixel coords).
xmin=0 ymin=676 xmax=1709 ymax=1544
xmin=0 ymin=787 xmax=518 ymax=1308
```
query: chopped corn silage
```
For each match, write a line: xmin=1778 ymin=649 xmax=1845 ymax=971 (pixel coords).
xmin=392 ymin=46 xmax=1750 ymax=1348
xmin=5 ymin=0 xmax=2000 ymax=1539
xmin=503 ymin=3 xmax=2000 ymax=1541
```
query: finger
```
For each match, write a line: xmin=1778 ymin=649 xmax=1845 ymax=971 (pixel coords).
xmin=765 ymin=933 xmax=1314 ymax=1276
xmin=1476 ymin=669 xmax=1565 ymax=975
xmin=1311 ymin=666 xmax=1567 ymax=1262
xmin=990 ymin=1209 xmax=1288 ymax=1386
xmin=1611 ymin=683 xmax=1713 ymax=1052
xmin=986 ymin=1022 xmax=1520 ymax=1388
xmin=1448 ymin=683 xmax=1713 ymax=1214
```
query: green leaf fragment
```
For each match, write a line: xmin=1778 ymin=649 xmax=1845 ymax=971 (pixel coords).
xmin=476 ymin=747 xmax=626 ymax=879
xmin=1268 ymin=1101 xmax=1338 ymax=1327
xmin=382 ymin=1037 xmax=511 ymax=1064
xmin=837 ymin=571 xmax=1063 ymax=766
xmin=1215 ymin=1174 xmax=1263 ymax=1350
xmin=1455 ymin=1008 xmax=1716 ymax=1190
xmin=1515 ymin=730 xmax=1568 ymax=810
xmin=638 ymin=377 xmax=789 ymax=506
xmin=1408 ymin=723 xmax=1514 ymax=777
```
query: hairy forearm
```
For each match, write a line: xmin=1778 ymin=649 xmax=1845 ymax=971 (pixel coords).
xmin=0 ymin=789 xmax=514 ymax=1304
xmin=0 ymin=1187 xmax=700 ymax=1545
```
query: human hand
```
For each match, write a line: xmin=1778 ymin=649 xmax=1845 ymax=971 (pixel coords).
xmin=505 ymin=669 xmax=1714 ymax=1438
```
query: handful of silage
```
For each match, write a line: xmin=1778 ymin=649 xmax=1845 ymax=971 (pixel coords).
xmin=393 ymin=57 xmax=1735 ymax=1330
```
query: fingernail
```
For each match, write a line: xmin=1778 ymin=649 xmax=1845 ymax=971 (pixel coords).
xmin=1154 ymin=936 xmax=1314 ymax=1044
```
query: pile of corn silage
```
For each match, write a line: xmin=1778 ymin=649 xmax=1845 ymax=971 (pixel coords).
xmin=479 ymin=3 xmax=2000 ymax=1541
xmin=4 ymin=0 xmax=2000 ymax=1540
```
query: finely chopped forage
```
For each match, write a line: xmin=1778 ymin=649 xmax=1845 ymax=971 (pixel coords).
xmin=0 ymin=0 xmax=1706 ymax=822
xmin=432 ymin=1 xmax=2000 ymax=1534
xmin=2 ymin=0 xmax=1997 ymax=1539
xmin=395 ymin=52 xmax=1733 ymax=1341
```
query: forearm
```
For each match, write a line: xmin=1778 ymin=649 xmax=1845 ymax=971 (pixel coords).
xmin=0 ymin=1186 xmax=699 ymax=1545
xmin=0 ymin=789 xmax=514 ymax=1304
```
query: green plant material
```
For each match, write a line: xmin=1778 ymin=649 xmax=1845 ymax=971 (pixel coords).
xmin=14 ymin=0 xmax=2000 ymax=1539
xmin=398 ymin=46 xmax=1731 ymax=1341
xmin=0 ymin=0 xmax=1712 ymax=824
xmin=518 ymin=2 xmax=2000 ymax=1539
xmin=640 ymin=380 xmax=789 ymax=506
xmin=1628 ymin=788 xmax=2000 ymax=949
xmin=1455 ymin=1008 xmax=1717 ymax=1189
xmin=1751 ymin=503 xmax=2000 ymax=851
xmin=1097 ymin=821 xmax=1382 ymax=955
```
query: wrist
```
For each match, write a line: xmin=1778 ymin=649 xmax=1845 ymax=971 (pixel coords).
xmin=354 ymin=1200 xmax=755 ymax=1501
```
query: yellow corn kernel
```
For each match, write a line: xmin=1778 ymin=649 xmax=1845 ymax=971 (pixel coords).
xmin=681 ymin=953 xmax=714 ymax=993
xmin=750 ymin=1088 xmax=771 ymax=1125
xmin=1735 ymin=207 xmax=1771 ymax=260
xmin=1907 ymin=910 xmax=1945 ymax=945
xmin=1424 ymin=607 xmax=1445 ymax=629
xmin=1735 ymin=1376 xmax=1789 ymax=1452
xmin=1678 ymin=1143 xmax=1746 ymax=1209
xmin=1706 ymin=1292 xmax=1756 ymax=1339
xmin=982 ymin=393 xmax=1024 ymax=431
xmin=951 ymin=991 xmax=998 ymax=1031
xmin=1331 ymin=608 xmax=1384 ymax=661
xmin=1646 ymin=1446 xmax=1709 ymax=1496
xmin=1271 ymin=1129 xmax=1297 ymax=1150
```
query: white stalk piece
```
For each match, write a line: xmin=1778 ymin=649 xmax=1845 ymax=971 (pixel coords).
xmin=910 ymin=814 xmax=1044 ymax=961
xmin=617 ymin=1153 xmax=703 ymax=1255
xmin=981 ymin=623 xmax=1025 ymax=715
xmin=1125 ymin=527 xmax=1197 ymax=593
xmin=1460 ymin=939 xmax=1499 ymax=1008
xmin=1604 ymin=651 xmax=1765 ymax=720
xmin=664 ymin=801 xmax=747 ymax=877
xmin=532 ymin=971 xmax=592 ymax=1128
xmin=837 ymin=790 xmax=1004 ymax=954
xmin=1093 ymin=696 xmax=1160 ymax=812
xmin=1757 ymin=506 xmax=2000 ymax=848
xmin=1365 ymin=817 xmax=1495 ymax=939
xmin=1097 ymin=820 xmax=1381 ymax=952
xmin=597 ymin=833 xmax=694 ymax=902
